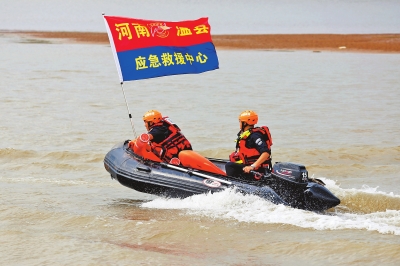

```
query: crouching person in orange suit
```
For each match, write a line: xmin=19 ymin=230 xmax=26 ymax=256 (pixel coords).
xmin=129 ymin=110 xmax=192 ymax=165
xmin=128 ymin=110 xmax=226 ymax=176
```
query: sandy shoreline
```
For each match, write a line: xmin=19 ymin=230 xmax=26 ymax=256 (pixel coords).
xmin=3 ymin=31 xmax=400 ymax=53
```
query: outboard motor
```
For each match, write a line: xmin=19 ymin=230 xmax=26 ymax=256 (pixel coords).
xmin=271 ymin=162 xmax=340 ymax=211
xmin=268 ymin=162 xmax=309 ymax=208
xmin=272 ymin=162 xmax=309 ymax=185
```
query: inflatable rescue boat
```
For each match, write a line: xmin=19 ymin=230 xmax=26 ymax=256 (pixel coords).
xmin=103 ymin=139 xmax=340 ymax=212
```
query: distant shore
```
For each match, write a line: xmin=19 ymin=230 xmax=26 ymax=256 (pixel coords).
xmin=4 ymin=31 xmax=400 ymax=53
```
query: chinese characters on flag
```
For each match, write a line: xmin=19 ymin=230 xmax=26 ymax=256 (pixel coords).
xmin=103 ymin=16 xmax=219 ymax=82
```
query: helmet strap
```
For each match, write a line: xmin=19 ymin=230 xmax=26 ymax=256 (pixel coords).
xmin=242 ymin=123 xmax=254 ymax=131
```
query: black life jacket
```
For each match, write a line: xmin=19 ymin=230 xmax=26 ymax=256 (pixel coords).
xmin=150 ymin=117 xmax=192 ymax=162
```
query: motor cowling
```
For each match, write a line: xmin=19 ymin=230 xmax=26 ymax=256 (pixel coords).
xmin=272 ymin=162 xmax=309 ymax=185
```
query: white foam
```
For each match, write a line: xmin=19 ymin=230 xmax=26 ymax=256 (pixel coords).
xmin=142 ymin=183 xmax=400 ymax=235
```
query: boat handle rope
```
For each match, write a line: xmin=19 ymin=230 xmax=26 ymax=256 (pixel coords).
xmin=250 ymin=170 xmax=272 ymax=180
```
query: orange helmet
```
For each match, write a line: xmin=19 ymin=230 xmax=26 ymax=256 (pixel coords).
xmin=238 ymin=110 xmax=258 ymax=125
xmin=143 ymin=110 xmax=162 ymax=124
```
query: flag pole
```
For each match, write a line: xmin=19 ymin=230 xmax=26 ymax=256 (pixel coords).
xmin=102 ymin=14 xmax=136 ymax=138
xmin=120 ymin=82 xmax=137 ymax=138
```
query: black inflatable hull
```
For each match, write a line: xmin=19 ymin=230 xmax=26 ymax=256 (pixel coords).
xmin=104 ymin=141 xmax=340 ymax=212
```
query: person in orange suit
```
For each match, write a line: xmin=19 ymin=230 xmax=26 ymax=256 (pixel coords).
xmin=225 ymin=110 xmax=272 ymax=180
xmin=130 ymin=110 xmax=192 ymax=164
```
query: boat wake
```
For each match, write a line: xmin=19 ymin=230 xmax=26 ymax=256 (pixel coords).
xmin=324 ymin=178 xmax=400 ymax=214
xmin=141 ymin=178 xmax=400 ymax=235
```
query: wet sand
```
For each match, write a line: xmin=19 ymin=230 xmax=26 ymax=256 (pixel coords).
xmin=4 ymin=31 xmax=400 ymax=53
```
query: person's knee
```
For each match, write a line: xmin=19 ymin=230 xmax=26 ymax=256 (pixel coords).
xmin=225 ymin=162 xmax=243 ymax=177
xmin=225 ymin=162 xmax=234 ymax=176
